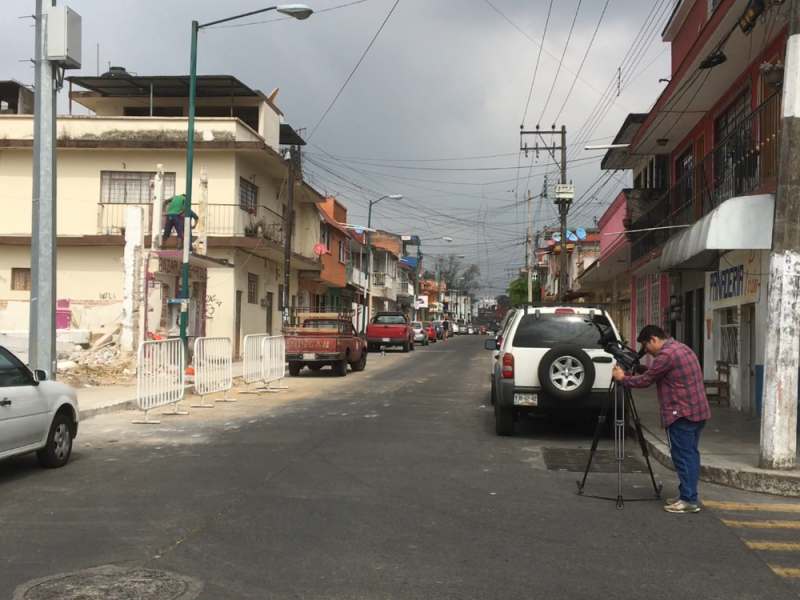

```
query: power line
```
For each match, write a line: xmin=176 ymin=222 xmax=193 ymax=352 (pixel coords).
xmin=538 ymin=0 xmax=583 ymax=125
xmin=521 ymin=0 xmax=553 ymax=127
xmin=552 ymin=0 xmax=610 ymax=125
xmin=307 ymin=0 xmax=401 ymax=140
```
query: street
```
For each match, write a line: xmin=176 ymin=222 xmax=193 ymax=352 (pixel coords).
xmin=2 ymin=335 xmax=799 ymax=600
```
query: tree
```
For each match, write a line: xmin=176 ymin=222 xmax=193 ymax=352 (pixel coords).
xmin=508 ymin=277 xmax=539 ymax=307
xmin=421 ymin=254 xmax=481 ymax=300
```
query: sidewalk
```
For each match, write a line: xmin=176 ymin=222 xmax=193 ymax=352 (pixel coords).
xmin=632 ymin=388 xmax=800 ymax=498
xmin=74 ymin=361 xmax=246 ymax=421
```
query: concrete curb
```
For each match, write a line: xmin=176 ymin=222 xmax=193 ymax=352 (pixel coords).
xmin=639 ymin=426 xmax=800 ymax=499
xmin=77 ymin=383 xmax=196 ymax=422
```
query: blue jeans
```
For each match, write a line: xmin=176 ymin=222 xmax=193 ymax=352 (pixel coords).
xmin=667 ymin=417 xmax=705 ymax=504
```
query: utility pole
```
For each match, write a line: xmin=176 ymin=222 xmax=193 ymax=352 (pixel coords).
xmin=761 ymin=0 xmax=800 ymax=471
xmin=283 ymin=145 xmax=300 ymax=315
xmin=520 ymin=126 xmax=571 ymax=300
xmin=30 ymin=0 xmax=58 ymax=377
xmin=526 ymin=190 xmax=532 ymax=303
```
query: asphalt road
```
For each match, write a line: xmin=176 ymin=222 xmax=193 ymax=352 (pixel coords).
xmin=2 ymin=334 xmax=799 ymax=600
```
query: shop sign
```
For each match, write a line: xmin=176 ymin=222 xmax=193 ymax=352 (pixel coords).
xmin=415 ymin=295 xmax=428 ymax=308
xmin=707 ymin=254 xmax=760 ymax=308
xmin=157 ymin=257 xmax=207 ymax=282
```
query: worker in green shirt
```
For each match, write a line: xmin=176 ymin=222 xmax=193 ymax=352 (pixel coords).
xmin=162 ymin=194 xmax=185 ymax=249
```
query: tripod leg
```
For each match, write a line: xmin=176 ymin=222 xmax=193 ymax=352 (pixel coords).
xmin=577 ymin=380 xmax=614 ymax=494
xmin=625 ymin=388 xmax=663 ymax=498
xmin=615 ymin=383 xmax=625 ymax=510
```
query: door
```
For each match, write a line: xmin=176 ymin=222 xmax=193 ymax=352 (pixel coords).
xmin=266 ymin=292 xmax=274 ymax=335
xmin=743 ymin=305 xmax=757 ymax=417
xmin=684 ymin=290 xmax=695 ymax=352
xmin=235 ymin=290 xmax=243 ymax=359
xmin=696 ymin=288 xmax=705 ymax=367
xmin=0 ymin=347 xmax=48 ymax=453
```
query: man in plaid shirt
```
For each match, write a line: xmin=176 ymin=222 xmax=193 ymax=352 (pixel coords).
xmin=612 ymin=325 xmax=711 ymax=514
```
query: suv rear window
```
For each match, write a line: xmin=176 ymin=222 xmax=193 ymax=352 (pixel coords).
xmin=512 ymin=313 xmax=600 ymax=349
xmin=373 ymin=315 xmax=406 ymax=325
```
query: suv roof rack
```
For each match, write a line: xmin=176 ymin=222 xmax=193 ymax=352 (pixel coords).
xmin=514 ymin=301 xmax=607 ymax=310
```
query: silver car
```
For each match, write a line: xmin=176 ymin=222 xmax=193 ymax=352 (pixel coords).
xmin=411 ymin=321 xmax=429 ymax=346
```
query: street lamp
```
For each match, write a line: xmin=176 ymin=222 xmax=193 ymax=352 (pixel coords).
xmin=179 ymin=4 xmax=313 ymax=349
xmin=411 ymin=237 xmax=452 ymax=321
xmin=361 ymin=194 xmax=403 ymax=332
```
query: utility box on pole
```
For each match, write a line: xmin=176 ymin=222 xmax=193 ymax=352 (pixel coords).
xmin=45 ymin=6 xmax=82 ymax=69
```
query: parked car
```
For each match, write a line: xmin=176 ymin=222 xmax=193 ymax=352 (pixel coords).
xmin=422 ymin=321 xmax=437 ymax=343
xmin=451 ymin=323 xmax=460 ymax=335
xmin=0 ymin=345 xmax=79 ymax=469
xmin=412 ymin=321 xmax=429 ymax=346
xmin=466 ymin=326 xmax=474 ymax=335
xmin=479 ymin=326 xmax=487 ymax=335
xmin=285 ymin=316 xmax=368 ymax=376
xmin=485 ymin=303 xmax=620 ymax=436
xmin=490 ymin=308 xmax=517 ymax=384
xmin=366 ymin=312 xmax=415 ymax=352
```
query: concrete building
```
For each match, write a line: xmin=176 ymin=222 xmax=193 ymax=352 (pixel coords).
xmin=0 ymin=73 xmax=324 ymax=357
xmin=590 ymin=0 xmax=787 ymax=421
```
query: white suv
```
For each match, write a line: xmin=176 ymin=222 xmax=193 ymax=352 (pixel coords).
xmin=0 ymin=345 xmax=80 ymax=468
xmin=485 ymin=303 xmax=620 ymax=436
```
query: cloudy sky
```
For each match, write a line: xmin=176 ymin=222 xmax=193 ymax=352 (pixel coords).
xmin=1 ymin=0 xmax=672 ymax=296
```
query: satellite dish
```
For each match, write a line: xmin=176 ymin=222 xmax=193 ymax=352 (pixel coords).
xmin=546 ymin=239 xmax=555 ymax=246
xmin=313 ymin=243 xmax=327 ymax=256
xmin=567 ymin=230 xmax=578 ymax=242
xmin=552 ymin=232 xmax=562 ymax=242
xmin=576 ymin=228 xmax=587 ymax=240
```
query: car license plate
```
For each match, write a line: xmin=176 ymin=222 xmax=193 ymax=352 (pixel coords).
xmin=303 ymin=353 xmax=315 ymax=361
xmin=514 ymin=393 xmax=538 ymax=406
xmin=382 ymin=338 xmax=390 ymax=342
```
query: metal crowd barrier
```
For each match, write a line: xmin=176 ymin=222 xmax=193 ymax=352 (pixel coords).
xmin=240 ymin=333 xmax=270 ymax=393
xmin=261 ymin=335 xmax=288 ymax=392
xmin=134 ymin=338 xmax=186 ymax=424
xmin=192 ymin=337 xmax=235 ymax=408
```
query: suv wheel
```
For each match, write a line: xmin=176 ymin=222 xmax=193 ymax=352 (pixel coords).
xmin=537 ymin=345 xmax=595 ymax=401
xmin=494 ymin=402 xmax=514 ymax=436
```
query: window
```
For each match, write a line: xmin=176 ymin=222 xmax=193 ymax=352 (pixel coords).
xmin=0 ymin=346 xmax=34 ymax=387
xmin=635 ymin=275 xmax=648 ymax=334
xmin=338 ymin=240 xmax=345 ymax=262
xmin=372 ymin=314 xmax=406 ymax=325
xmin=512 ymin=313 xmax=599 ymax=349
xmin=239 ymin=178 xmax=258 ymax=212
xmin=649 ymin=275 xmax=661 ymax=328
xmin=101 ymin=171 xmax=176 ymax=204
xmin=247 ymin=273 xmax=258 ymax=304
xmin=714 ymin=92 xmax=752 ymax=200
xmin=11 ymin=268 xmax=31 ymax=291
xmin=720 ymin=307 xmax=739 ymax=365
xmin=320 ymin=222 xmax=330 ymax=249
xmin=708 ymin=0 xmax=722 ymax=17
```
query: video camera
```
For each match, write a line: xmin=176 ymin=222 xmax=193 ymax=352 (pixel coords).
xmin=586 ymin=314 xmax=644 ymax=372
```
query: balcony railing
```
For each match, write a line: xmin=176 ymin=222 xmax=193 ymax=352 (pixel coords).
xmin=630 ymin=92 xmax=780 ymax=264
xmin=97 ymin=203 xmax=153 ymax=235
xmin=372 ymin=272 xmax=387 ymax=287
xmin=205 ymin=203 xmax=294 ymax=250
xmin=347 ymin=262 xmax=368 ymax=289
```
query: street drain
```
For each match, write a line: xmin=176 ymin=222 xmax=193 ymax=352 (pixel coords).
xmin=15 ymin=565 xmax=203 ymax=600
xmin=541 ymin=447 xmax=646 ymax=473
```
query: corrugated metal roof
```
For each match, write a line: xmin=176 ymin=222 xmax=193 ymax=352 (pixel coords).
xmin=67 ymin=74 xmax=258 ymax=98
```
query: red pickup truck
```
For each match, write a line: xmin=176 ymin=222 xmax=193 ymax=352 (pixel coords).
xmin=366 ymin=312 xmax=414 ymax=353
xmin=285 ymin=316 xmax=367 ymax=377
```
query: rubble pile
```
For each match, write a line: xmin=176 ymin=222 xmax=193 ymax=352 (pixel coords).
xmin=57 ymin=334 xmax=137 ymax=388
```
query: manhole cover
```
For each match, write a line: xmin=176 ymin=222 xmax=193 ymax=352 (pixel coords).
xmin=16 ymin=565 xmax=203 ymax=600
xmin=541 ymin=447 xmax=646 ymax=473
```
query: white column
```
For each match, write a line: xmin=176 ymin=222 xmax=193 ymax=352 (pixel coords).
xmin=121 ymin=207 xmax=144 ymax=352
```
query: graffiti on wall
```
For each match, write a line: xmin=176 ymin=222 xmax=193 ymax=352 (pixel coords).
xmin=206 ymin=294 xmax=222 ymax=320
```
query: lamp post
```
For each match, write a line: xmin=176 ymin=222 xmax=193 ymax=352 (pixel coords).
xmin=411 ymin=236 xmax=452 ymax=321
xmin=180 ymin=4 xmax=313 ymax=349
xmin=361 ymin=194 xmax=403 ymax=333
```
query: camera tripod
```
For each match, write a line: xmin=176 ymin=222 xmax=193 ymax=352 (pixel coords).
xmin=575 ymin=376 xmax=662 ymax=510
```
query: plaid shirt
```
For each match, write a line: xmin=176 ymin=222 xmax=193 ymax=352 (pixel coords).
xmin=621 ymin=338 xmax=711 ymax=428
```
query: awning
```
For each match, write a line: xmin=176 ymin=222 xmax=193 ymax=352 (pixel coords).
xmin=660 ymin=194 xmax=774 ymax=272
